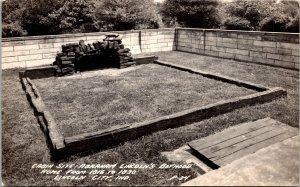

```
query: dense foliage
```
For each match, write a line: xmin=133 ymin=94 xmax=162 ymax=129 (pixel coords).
xmin=95 ymin=0 xmax=159 ymax=31
xmin=2 ymin=0 xmax=299 ymax=37
xmin=2 ymin=0 xmax=159 ymax=37
xmin=259 ymin=1 xmax=300 ymax=32
xmin=223 ymin=17 xmax=253 ymax=31
xmin=223 ymin=0 xmax=299 ymax=32
xmin=160 ymin=0 xmax=221 ymax=28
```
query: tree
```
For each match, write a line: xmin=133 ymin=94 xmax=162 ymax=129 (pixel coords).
xmin=20 ymin=0 xmax=66 ymax=36
xmin=95 ymin=0 xmax=159 ymax=31
xmin=260 ymin=14 xmax=290 ymax=32
xmin=223 ymin=0 xmax=274 ymax=30
xmin=160 ymin=0 xmax=221 ymax=28
xmin=2 ymin=0 xmax=24 ymax=23
xmin=223 ymin=17 xmax=253 ymax=30
xmin=286 ymin=14 xmax=299 ymax=33
xmin=2 ymin=22 xmax=27 ymax=37
xmin=4 ymin=0 xmax=96 ymax=36
xmin=259 ymin=0 xmax=299 ymax=32
xmin=41 ymin=0 xmax=96 ymax=34
xmin=2 ymin=0 xmax=27 ymax=37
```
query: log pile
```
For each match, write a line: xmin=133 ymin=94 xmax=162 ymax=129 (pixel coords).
xmin=53 ymin=34 xmax=136 ymax=76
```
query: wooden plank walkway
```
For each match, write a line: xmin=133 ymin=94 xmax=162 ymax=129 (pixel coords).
xmin=188 ymin=118 xmax=298 ymax=167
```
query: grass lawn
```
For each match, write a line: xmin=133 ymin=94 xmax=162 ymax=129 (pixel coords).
xmin=33 ymin=64 xmax=255 ymax=137
xmin=2 ymin=51 xmax=298 ymax=186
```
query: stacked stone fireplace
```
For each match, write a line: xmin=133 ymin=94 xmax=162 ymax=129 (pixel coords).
xmin=54 ymin=34 xmax=136 ymax=76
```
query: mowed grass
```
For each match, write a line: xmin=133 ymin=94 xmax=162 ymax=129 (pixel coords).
xmin=33 ymin=64 xmax=255 ymax=137
xmin=146 ymin=51 xmax=299 ymax=127
xmin=2 ymin=51 xmax=298 ymax=186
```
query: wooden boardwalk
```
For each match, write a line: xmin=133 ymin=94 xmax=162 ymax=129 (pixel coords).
xmin=188 ymin=118 xmax=298 ymax=167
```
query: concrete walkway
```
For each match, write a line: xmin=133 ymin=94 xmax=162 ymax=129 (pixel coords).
xmin=182 ymin=135 xmax=299 ymax=186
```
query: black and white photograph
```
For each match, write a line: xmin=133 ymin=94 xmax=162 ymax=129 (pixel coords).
xmin=1 ymin=0 xmax=299 ymax=186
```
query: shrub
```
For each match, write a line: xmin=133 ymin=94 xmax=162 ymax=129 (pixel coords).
xmin=20 ymin=0 xmax=66 ymax=36
xmin=42 ymin=0 xmax=96 ymax=34
xmin=286 ymin=16 xmax=299 ymax=33
xmin=95 ymin=0 xmax=159 ymax=31
xmin=223 ymin=17 xmax=254 ymax=30
xmin=224 ymin=0 xmax=272 ymax=30
xmin=260 ymin=14 xmax=290 ymax=32
xmin=160 ymin=0 xmax=221 ymax=28
xmin=2 ymin=22 xmax=27 ymax=38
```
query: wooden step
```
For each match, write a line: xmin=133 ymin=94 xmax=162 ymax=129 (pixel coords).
xmin=188 ymin=118 xmax=298 ymax=167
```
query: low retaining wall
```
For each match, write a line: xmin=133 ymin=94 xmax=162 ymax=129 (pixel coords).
xmin=19 ymin=59 xmax=287 ymax=160
xmin=176 ymin=28 xmax=299 ymax=70
xmin=2 ymin=29 xmax=175 ymax=69
xmin=2 ymin=28 xmax=299 ymax=70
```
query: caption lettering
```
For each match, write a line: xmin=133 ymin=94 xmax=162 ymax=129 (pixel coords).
xmin=31 ymin=163 xmax=192 ymax=182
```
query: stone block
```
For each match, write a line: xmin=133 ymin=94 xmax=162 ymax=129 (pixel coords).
xmin=222 ymin=38 xmax=237 ymax=44
xmin=252 ymin=57 xmax=274 ymax=65
xmin=2 ymin=40 xmax=25 ymax=47
xmin=210 ymin=46 xmax=226 ymax=52
xmin=177 ymin=46 xmax=191 ymax=52
xmin=161 ymin=38 xmax=174 ymax=43
xmin=250 ymin=51 xmax=267 ymax=58
xmin=2 ymin=56 xmax=18 ymax=63
xmin=266 ymin=53 xmax=280 ymax=60
xmin=274 ymin=60 xmax=295 ymax=69
xmin=25 ymin=58 xmax=54 ymax=68
xmin=295 ymin=62 xmax=299 ymax=70
xmin=206 ymin=40 xmax=217 ymax=46
xmin=63 ymin=36 xmax=86 ymax=42
xmin=277 ymin=55 xmax=294 ymax=62
xmin=292 ymin=56 xmax=299 ymax=63
xmin=143 ymin=39 xmax=158 ymax=45
xmin=167 ymin=42 xmax=175 ymax=47
xmin=205 ymin=32 xmax=218 ymax=37
xmin=218 ymin=31 xmax=237 ymax=38
xmin=207 ymin=36 xmax=218 ymax=42
xmin=39 ymin=43 xmax=54 ymax=49
xmin=261 ymin=34 xmax=299 ymax=43
xmin=263 ymin=47 xmax=291 ymax=55
xmin=19 ymin=54 xmax=43 ymax=61
xmin=30 ymin=48 xmax=59 ymax=55
xmin=235 ymin=54 xmax=253 ymax=62
xmin=277 ymin=42 xmax=299 ymax=50
xmin=86 ymin=35 xmax=105 ymax=41
xmin=163 ymin=34 xmax=174 ymax=39
xmin=237 ymin=33 xmax=262 ymax=40
xmin=43 ymin=53 xmax=57 ymax=59
xmin=205 ymin=45 xmax=211 ymax=50
xmin=14 ymin=44 xmax=39 ymax=51
xmin=161 ymin=46 xmax=173 ymax=51
xmin=156 ymin=35 xmax=165 ymax=40
xmin=2 ymin=61 xmax=26 ymax=69
xmin=178 ymin=33 xmax=188 ymax=40
xmin=2 ymin=46 xmax=14 ymax=52
xmin=237 ymin=39 xmax=254 ymax=45
xmin=129 ymin=38 xmax=139 ymax=45
xmin=238 ymin=44 xmax=263 ymax=51
xmin=218 ymin=42 xmax=237 ymax=48
xmin=181 ymin=38 xmax=192 ymax=43
xmin=43 ymin=38 xmax=65 ymax=44
xmin=219 ymin=52 xmax=235 ymax=59
xmin=226 ymin=48 xmax=249 ymax=56
xmin=2 ymin=50 xmax=30 ymax=57
xmin=204 ymin=50 xmax=219 ymax=57
xmin=53 ymin=42 xmax=69 ymax=48
xmin=24 ymin=40 xmax=43 ymax=45
xmin=292 ymin=49 xmax=299 ymax=56
xmin=253 ymin=40 xmax=276 ymax=47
